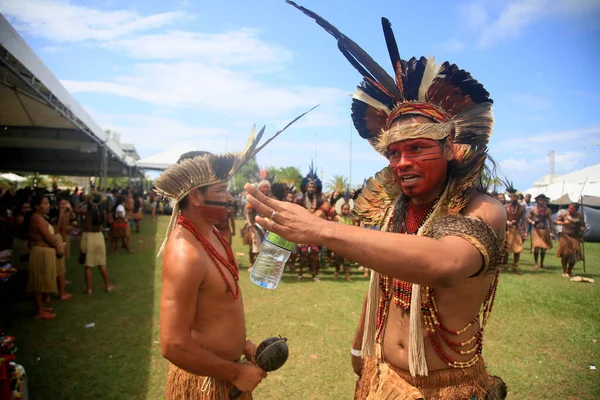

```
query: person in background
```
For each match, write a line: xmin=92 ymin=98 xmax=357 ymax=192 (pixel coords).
xmin=26 ymin=194 xmax=63 ymax=319
xmin=131 ymin=193 xmax=144 ymax=233
xmin=78 ymin=193 xmax=114 ymax=294
xmin=109 ymin=196 xmax=133 ymax=255
xmin=555 ymin=203 xmax=585 ymax=277
xmin=11 ymin=201 xmax=31 ymax=296
xmin=528 ymin=194 xmax=554 ymax=270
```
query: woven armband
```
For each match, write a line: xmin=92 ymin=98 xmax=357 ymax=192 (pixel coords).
xmin=430 ymin=215 xmax=504 ymax=276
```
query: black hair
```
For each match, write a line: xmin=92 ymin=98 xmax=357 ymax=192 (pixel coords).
xmin=271 ymin=183 xmax=286 ymax=201
xmin=90 ymin=195 xmax=105 ymax=227
xmin=21 ymin=194 xmax=47 ymax=237
xmin=133 ymin=196 xmax=142 ymax=213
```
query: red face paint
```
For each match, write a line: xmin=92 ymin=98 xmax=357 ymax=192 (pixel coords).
xmin=387 ymin=139 xmax=448 ymax=202
xmin=199 ymin=183 xmax=232 ymax=223
xmin=198 ymin=205 xmax=228 ymax=223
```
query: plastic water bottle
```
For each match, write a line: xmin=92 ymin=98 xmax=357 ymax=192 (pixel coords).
xmin=249 ymin=232 xmax=294 ymax=289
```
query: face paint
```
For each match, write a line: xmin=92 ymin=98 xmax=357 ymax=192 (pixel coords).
xmin=307 ymin=183 xmax=316 ymax=195
xmin=387 ymin=139 xmax=448 ymax=201
xmin=198 ymin=205 xmax=229 ymax=222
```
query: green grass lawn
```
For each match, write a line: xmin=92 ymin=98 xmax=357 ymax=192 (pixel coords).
xmin=5 ymin=216 xmax=600 ymax=399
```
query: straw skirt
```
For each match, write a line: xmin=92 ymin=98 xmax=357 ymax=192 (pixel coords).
xmin=27 ymin=246 xmax=57 ymax=293
xmin=506 ymin=226 xmax=523 ymax=253
xmin=531 ymin=228 xmax=552 ymax=250
xmin=81 ymin=232 xmax=106 ymax=267
xmin=54 ymin=233 xmax=66 ymax=276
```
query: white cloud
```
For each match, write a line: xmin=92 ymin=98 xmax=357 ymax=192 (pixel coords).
xmin=471 ymin=0 xmax=600 ymax=48
xmin=440 ymin=38 xmax=466 ymax=54
xmin=499 ymin=157 xmax=530 ymax=171
xmin=104 ymin=29 xmax=293 ymax=70
xmin=511 ymin=92 xmax=552 ymax=111
xmin=459 ymin=1 xmax=488 ymax=30
xmin=494 ymin=125 xmax=600 ymax=152
xmin=62 ymin=62 xmax=346 ymax=121
xmin=0 ymin=0 xmax=186 ymax=42
xmin=82 ymin=108 xmax=231 ymax=156
xmin=40 ymin=45 xmax=65 ymax=53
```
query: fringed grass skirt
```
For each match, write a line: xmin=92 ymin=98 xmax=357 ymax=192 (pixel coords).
xmin=166 ymin=364 xmax=252 ymax=400
xmin=81 ymin=232 xmax=106 ymax=267
xmin=532 ymin=228 xmax=552 ymax=250
xmin=506 ymin=226 xmax=523 ymax=254
xmin=355 ymin=357 xmax=505 ymax=400
xmin=556 ymin=234 xmax=582 ymax=263
xmin=11 ymin=238 xmax=29 ymax=270
xmin=54 ymin=233 xmax=66 ymax=276
xmin=27 ymin=246 xmax=57 ymax=293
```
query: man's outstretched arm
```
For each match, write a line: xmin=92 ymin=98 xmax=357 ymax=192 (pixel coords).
xmin=245 ymin=184 xmax=505 ymax=288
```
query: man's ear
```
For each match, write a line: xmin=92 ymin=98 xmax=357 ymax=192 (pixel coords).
xmin=188 ymin=188 xmax=204 ymax=208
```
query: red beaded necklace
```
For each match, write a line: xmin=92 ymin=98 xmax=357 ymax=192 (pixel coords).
xmin=178 ymin=214 xmax=240 ymax=299
xmin=376 ymin=197 xmax=500 ymax=368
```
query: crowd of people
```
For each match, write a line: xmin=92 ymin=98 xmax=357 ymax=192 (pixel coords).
xmin=495 ymin=186 xmax=586 ymax=276
xmin=0 ymin=184 xmax=157 ymax=321
xmin=240 ymin=169 xmax=370 ymax=283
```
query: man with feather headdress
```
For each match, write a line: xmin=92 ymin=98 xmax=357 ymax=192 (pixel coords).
xmin=244 ymin=3 xmax=507 ymax=399
xmin=502 ymin=182 xmax=528 ymax=274
xmin=155 ymin=110 xmax=313 ymax=400
xmin=296 ymin=165 xmax=324 ymax=281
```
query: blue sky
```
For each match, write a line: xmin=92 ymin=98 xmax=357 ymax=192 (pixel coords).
xmin=2 ymin=0 xmax=600 ymax=190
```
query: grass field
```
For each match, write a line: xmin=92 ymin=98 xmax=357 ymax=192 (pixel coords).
xmin=5 ymin=216 xmax=600 ymax=399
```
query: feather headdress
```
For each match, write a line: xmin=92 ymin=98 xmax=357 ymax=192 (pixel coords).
xmin=301 ymin=161 xmax=322 ymax=195
xmin=334 ymin=188 xmax=354 ymax=215
xmin=502 ymin=178 xmax=518 ymax=194
xmin=286 ymin=1 xmax=493 ymax=158
xmin=154 ymin=106 xmax=317 ymax=256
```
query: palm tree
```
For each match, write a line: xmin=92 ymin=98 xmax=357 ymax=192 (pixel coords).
xmin=276 ymin=166 xmax=303 ymax=189
xmin=327 ymin=175 xmax=348 ymax=192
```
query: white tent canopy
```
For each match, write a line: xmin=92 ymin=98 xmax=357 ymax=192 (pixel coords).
xmin=533 ymin=163 xmax=600 ymax=187
xmin=137 ymin=144 xmax=198 ymax=171
xmin=0 ymin=15 xmax=136 ymax=178
xmin=523 ymin=178 xmax=600 ymax=205
xmin=0 ymin=172 xmax=26 ymax=182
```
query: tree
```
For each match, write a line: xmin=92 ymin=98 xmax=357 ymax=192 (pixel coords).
xmin=327 ymin=175 xmax=348 ymax=192
xmin=25 ymin=173 xmax=49 ymax=188
xmin=50 ymin=176 xmax=76 ymax=188
xmin=230 ymin=157 xmax=260 ymax=194
xmin=275 ymin=166 xmax=303 ymax=189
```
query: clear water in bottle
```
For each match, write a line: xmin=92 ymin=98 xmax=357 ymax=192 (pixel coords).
xmin=250 ymin=232 xmax=294 ymax=289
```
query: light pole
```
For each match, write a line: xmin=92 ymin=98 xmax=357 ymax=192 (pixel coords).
xmin=314 ymin=132 xmax=318 ymax=166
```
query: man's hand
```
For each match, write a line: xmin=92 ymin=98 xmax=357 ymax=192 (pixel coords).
xmin=244 ymin=183 xmax=327 ymax=244
xmin=231 ymin=363 xmax=266 ymax=393
xmin=243 ymin=340 xmax=258 ymax=364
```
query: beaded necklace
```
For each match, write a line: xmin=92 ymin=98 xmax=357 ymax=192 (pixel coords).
xmin=376 ymin=197 xmax=500 ymax=369
xmin=178 ymin=214 xmax=240 ymax=299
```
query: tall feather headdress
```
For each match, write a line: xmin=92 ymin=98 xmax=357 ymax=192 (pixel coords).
xmin=154 ymin=106 xmax=317 ymax=256
xmin=286 ymin=1 xmax=493 ymax=157
xmin=300 ymin=161 xmax=322 ymax=195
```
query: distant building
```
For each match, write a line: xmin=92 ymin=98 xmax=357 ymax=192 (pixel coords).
xmin=120 ymin=143 xmax=140 ymax=161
